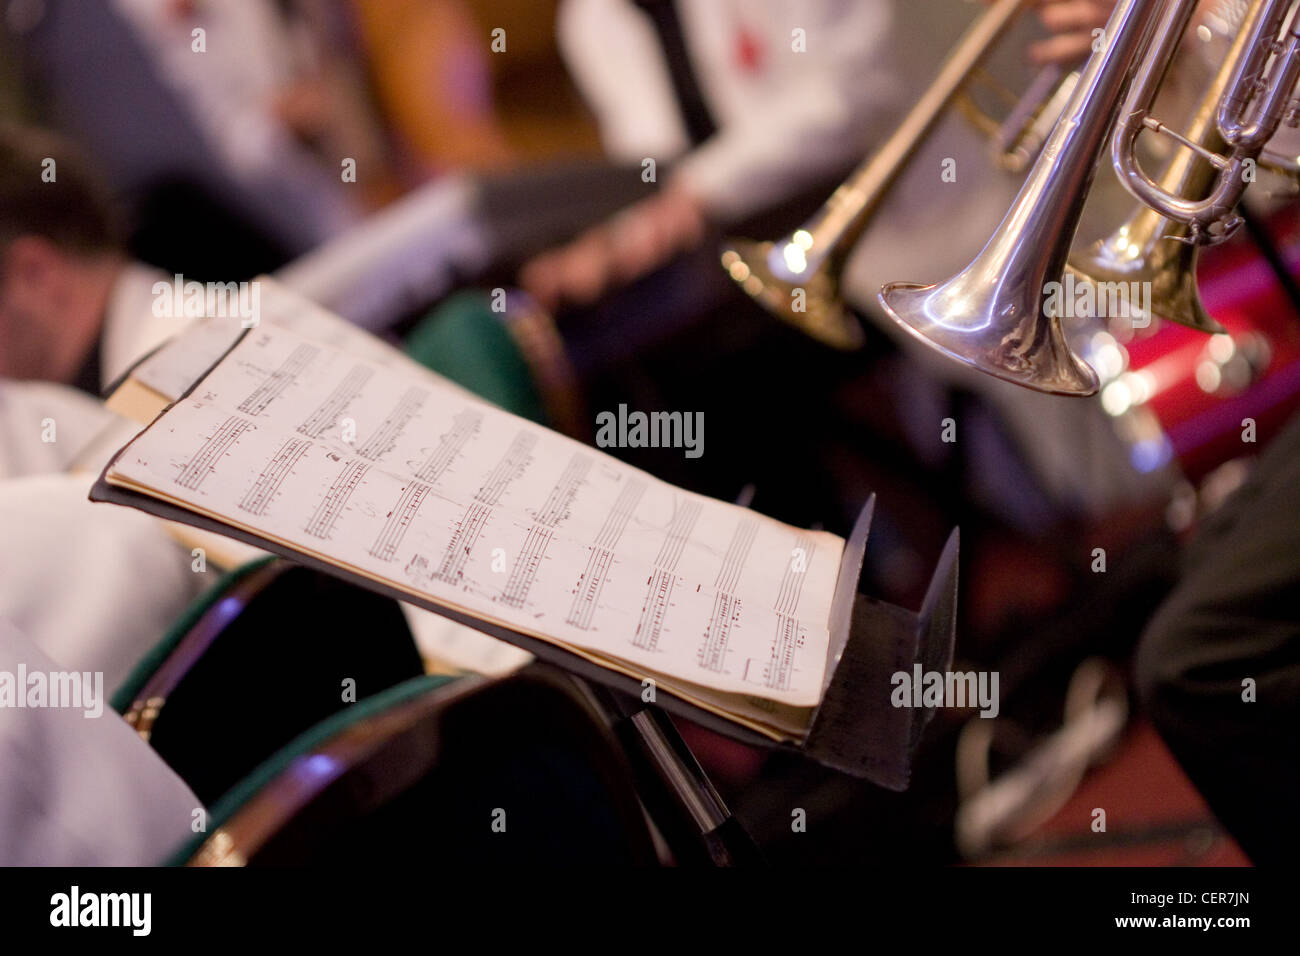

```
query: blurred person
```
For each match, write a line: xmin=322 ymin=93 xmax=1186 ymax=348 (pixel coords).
xmin=0 ymin=125 xmax=212 ymax=864
xmin=0 ymin=123 xmax=204 ymax=687
xmin=1136 ymin=409 xmax=1300 ymax=865
xmin=520 ymin=0 xmax=899 ymax=310
xmin=542 ymin=0 xmax=1175 ymax=852
xmin=0 ymin=125 xmax=184 ymax=398
xmin=520 ymin=0 xmax=1119 ymax=311
xmin=5 ymin=0 xmax=381 ymax=275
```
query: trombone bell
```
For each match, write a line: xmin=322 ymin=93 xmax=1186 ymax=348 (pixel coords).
xmin=720 ymin=239 xmax=864 ymax=350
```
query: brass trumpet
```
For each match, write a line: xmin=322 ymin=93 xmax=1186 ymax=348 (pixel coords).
xmin=720 ymin=0 xmax=1029 ymax=350
xmin=878 ymin=0 xmax=1300 ymax=396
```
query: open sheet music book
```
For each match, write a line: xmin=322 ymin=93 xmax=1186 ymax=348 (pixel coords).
xmin=92 ymin=286 xmax=847 ymax=741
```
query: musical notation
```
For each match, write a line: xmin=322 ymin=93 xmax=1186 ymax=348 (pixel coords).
xmin=761 ymin=615 xmax=804 ymax=692
xmin=774 ymin=535 xmax=815 ymax=617
xmin=415 ymin=410 xmax=481 ymax=483
xmin=697 ymin=519 xmax=758 ymax=672
xmin=432 ymin=502 xmax=490 ymax=585
xmin=632 ymin=498 xmax=701 ymax=651
xmin=566 ymin=478 xmax=646 ymax=630
xmin=752 ymin=535 xmax=819 ymax=690
xmin=716 ymin=519 xmax=758 ymax=593
xmin=304 ymin=459 xmax=369 ymax=539
xmin=175 ymin=415 xmax=252 ymax=490
xmin=298 ymin=365 xmax=373 ymax=438
xmin=357 ymin=386 xmax=427 ymax=460
xmin=433 ymin=431 xmax=539 ymax=586
xmin=237 ymin=343 xmax=318 ymax=415
xmin=500 ymin=454 xmax=592 ymax=608
xmin=239 ymin=437 xmax=312 ymax=515
xmin=474 ymin=432 xmax=536 ymax=504
xmin=530 ymin=452 xmax=589 ymax=526
xmin=370 ymin=480 xmax=431 ymax=561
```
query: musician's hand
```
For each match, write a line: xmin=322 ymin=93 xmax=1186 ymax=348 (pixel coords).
xmin=1028 ymin=0 xmax=1117 ymax=65
xmin=519 ymin=182 xmax=707 ymax=311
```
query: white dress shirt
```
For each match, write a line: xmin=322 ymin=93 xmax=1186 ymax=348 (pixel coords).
xmin=557 ymin=0 xmax=900 ymax=221
xmin=0 ymin=470 xmax=205 ymax=694
xmin=0 ymin=618 xmax=201 ymax=865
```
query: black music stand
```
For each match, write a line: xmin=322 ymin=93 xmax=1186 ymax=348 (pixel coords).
xmin=559 ymin=494 xmax=959 ymax=864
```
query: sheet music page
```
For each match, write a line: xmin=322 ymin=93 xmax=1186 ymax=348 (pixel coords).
xmin=106 ymin=324 xmax=844 ymax=705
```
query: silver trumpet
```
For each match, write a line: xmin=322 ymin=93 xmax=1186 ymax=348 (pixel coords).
xmin=878 ymin=0 xmax=1300 ymax=396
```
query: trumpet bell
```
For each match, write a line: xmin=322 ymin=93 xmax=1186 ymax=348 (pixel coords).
xmin=878 ymin=277 xmax=1101 ymax=397
xmin=720 ymin=239 xmax=865 ymax=350
xmin=1067 ymin=231 xmax=1225 ymax=335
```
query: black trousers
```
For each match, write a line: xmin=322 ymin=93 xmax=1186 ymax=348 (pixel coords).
xmin=1136 ymin=409 xmax=1300 ymax=865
